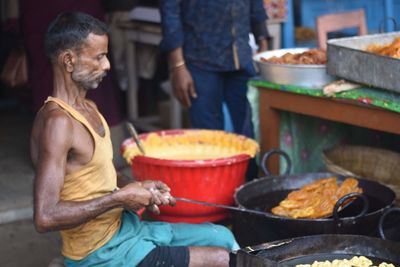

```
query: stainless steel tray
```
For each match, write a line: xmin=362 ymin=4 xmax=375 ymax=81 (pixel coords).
xmin=327 ymin=31 xmax=400 ymax=93
xmin=253 ymin=48 xmax=335 ymax=89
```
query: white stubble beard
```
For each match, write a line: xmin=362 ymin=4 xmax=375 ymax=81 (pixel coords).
xmin=71 ymin=65 xmax=107 ymax=90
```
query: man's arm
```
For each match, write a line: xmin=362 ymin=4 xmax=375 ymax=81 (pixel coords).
xmin=168 ymin=47 xmax=196 ymax=108
xmin=33 ymin=111 xmax=172 ymax=233
xmin=159 ymin=0 xmax=196 ymax=108
xmin=159 ymin=0 xmax=183 ymax=53
xmin=250 ymin=0 xmax=270 ymax=52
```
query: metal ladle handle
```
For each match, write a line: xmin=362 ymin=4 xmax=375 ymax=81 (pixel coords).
xmin=175 ymin=197 xmax=271 ymax=217
xmin=126 ymin=122 xmax=146 ymax=155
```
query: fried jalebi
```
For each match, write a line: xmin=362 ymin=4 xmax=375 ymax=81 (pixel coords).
xmin=271 ymin=177 xmax=363 ymax=219
xmin=260 ymin=49 xmax=327 ymax=65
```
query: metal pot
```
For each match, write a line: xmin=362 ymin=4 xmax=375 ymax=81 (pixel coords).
xmin=253 ymin=48 xmax=336 ymax=88
xmin=233 ymin=150 xmax=396 ymax=246
xmin=235 ymin=234 xmax=400 ymax=267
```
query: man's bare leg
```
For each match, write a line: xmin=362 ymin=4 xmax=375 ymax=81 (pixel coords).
xmin=189 ymin=247 xmax=230 ymax=267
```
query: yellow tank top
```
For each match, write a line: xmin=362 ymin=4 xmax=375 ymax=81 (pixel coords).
xmin=45 ymin=97 xmax=122 ymax=260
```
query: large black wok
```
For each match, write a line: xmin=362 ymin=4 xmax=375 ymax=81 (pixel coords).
xmin=235 ymin=234 xmax=400 ymax=267
xmin=233 ymin=151 xmax=396 ymax=246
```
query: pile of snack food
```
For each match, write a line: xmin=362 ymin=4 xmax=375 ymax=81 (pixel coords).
xmin=296 ymin=256 xmax=394 ymax=267
xmin=260 ymin=49 xmax=326 ymax=64
xmin=122 ymin=130 xmax=259 ymax=162
xmin=366 ymin=37 xmax=400 ymax=58
xmin=271 ymin=177 xmax=362 ymax=219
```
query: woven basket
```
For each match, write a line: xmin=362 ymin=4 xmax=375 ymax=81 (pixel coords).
xmin=323 ymin=145 xmax=400 ymax=203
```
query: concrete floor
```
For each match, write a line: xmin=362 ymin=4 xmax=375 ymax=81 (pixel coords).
xmin=0 ymin=102 xmax=132 ymax=266
xmin=0 ymin=219 xmax=61 ymax=267
xmin=0 ymin=106 xmax=61 ymax=266
xmin=0 ymin=107 xmax=34 ymax=224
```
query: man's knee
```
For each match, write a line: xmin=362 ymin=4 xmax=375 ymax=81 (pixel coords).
xmin=207 ymin=225 xmax=238 ymax=250
xmin=189 ymin=247 xmax=230 ymax=267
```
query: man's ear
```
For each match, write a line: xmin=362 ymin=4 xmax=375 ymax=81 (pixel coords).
xmin=60 ymin=50 xmax=75 ymax=72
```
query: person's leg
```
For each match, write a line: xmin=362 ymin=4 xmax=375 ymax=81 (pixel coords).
xmin=137 ymin=246 xmax=231 ymax=267
xmin=137 ymin=246 xmax=189 ymax=267
xmin=187 ymin=64 xmax=224 ymax=130
xmin=137 ymin=246 xmax=232 ymax=267
xmin=137 ymin=221 xmax=238 ymax=267
xmin=223 ymin=63 xmax=259 ymax=180
xmin=188 ymin=247 xmax=230 ymax=267
xmin=169 ymin=223 xmax=239 ymax=250
xmin=223 ymin=63 xmax=256 ymax=138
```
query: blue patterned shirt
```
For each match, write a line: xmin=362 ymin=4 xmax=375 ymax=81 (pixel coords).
xmin=160 ymin=0 xmax=268 ymax=71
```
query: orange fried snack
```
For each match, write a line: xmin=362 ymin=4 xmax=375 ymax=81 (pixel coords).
xmin=260 ymin=49 xmax=327 ymax=65
xmin=271 ymin=177 xmax=362 ymax=219
xmin=366 ymin=37 xmax=400 ymax=59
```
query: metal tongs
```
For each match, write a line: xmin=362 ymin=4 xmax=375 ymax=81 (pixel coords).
xmin=174 ymin=197 xmax=273 ymax=217
xmin=126 ymin=122 xmax=146 ymax=155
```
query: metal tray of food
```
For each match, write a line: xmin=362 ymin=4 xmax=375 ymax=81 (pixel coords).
xmin=253 ymin=48 xmax=336 ymax=89
xmin=327 ymin=31 xmax=400 ymax=93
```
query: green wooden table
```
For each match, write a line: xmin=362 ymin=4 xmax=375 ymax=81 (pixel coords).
xmin=249 ymin=80 xmax=400 ymax=175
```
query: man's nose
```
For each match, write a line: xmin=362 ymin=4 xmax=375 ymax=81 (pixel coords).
xmin=102 ymin=57 xmax=111 ymax=71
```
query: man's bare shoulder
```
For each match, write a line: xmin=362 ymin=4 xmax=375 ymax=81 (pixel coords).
xmin=31 ymin=102 xmax=75 ymax=165
xmin=34 ymin=102 xmax=74 ymax=132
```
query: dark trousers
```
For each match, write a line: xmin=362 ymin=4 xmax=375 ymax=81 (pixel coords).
xmin=187 ymin=63 xmax=256 ymax=138
xmin=187 ymin=63 xmax=258 ymax=180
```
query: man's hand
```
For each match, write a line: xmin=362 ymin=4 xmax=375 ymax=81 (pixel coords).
xmin=115 ymin=182 xmax=153 ymax=211
xmin=170 ymin=66 xmax=197 ymax=108
xmin=115 ymin=180 xmax=176 ymax=215
xmin=257 ymin=39 xmax=268 ymax=53
xmin=142 ymin=180 xmax=176 ymax=215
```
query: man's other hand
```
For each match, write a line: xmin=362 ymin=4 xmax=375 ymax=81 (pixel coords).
xmin=257 ymin=39 xmax=268 ymax=53
xmin=170 ymin=66 xmax=197 ymax=108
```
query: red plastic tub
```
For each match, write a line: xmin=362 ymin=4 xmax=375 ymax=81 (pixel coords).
xmin=121 ymin=129 xmax=258 ymax=223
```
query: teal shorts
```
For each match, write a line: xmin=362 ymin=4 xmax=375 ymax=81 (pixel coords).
xmin=64 ymin=210 xmax=239 ymax=267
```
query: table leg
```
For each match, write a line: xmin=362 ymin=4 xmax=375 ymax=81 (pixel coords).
xmin=125 ymin=31 xmax=138 ymax=121
xmin=170 ymin=96 xmax=182 ymax=129
xmin=259 ymin=90 xmax=281 ymax=175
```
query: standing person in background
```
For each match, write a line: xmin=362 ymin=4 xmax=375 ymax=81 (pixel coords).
xmin=160 ymin=0 xmax=269 ymax=179
xmin=160 ymin=0 xmax=268 ymax=137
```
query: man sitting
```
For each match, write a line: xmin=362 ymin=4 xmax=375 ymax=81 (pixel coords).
xmin=30 ymin=12 xmax=238 ymax=267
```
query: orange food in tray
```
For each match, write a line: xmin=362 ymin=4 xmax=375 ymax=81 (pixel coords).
xmin=366 ymin=37 xmax=400 ymax=59
xmin=271 ymin=177 xmax=362 ymax=219
xmin=260 ymin=49 xmax=327 ymax=65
